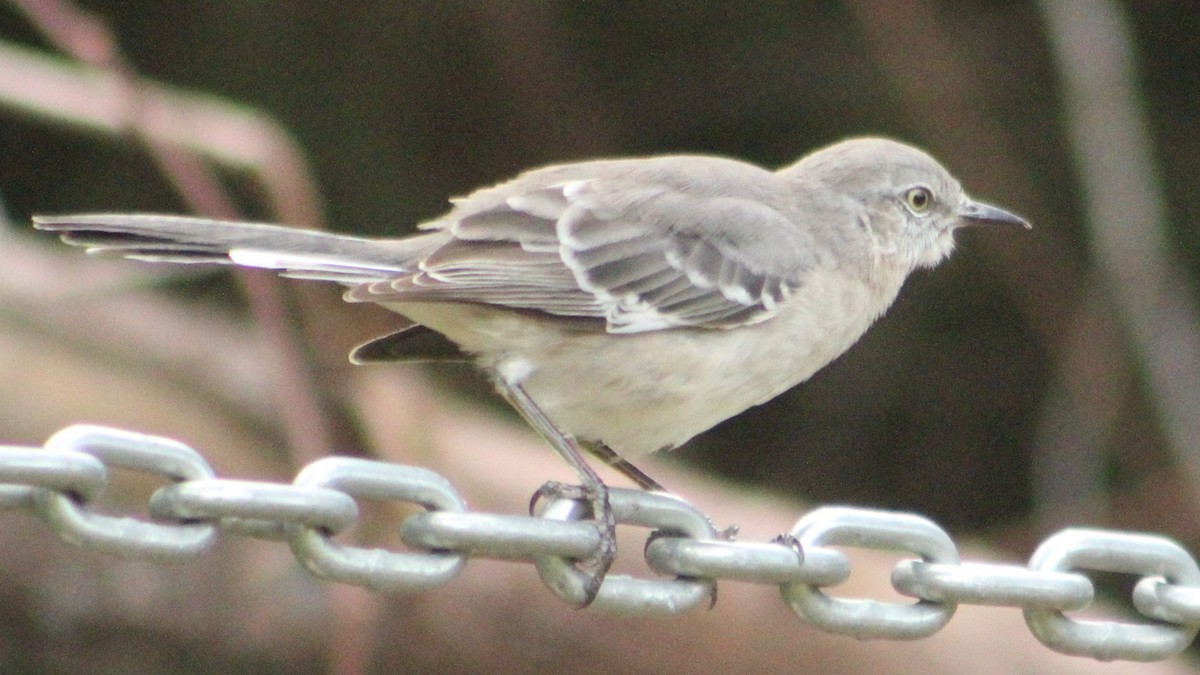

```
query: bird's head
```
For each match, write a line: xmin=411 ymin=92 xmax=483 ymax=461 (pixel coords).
xmin=788 ymin=137 xmax=1029 ymax=270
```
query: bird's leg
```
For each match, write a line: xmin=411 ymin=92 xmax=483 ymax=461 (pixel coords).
xmin=587 ymin=441 xmax=739 ymax=541
xmin=584 ymin=441 xmax=666 ymax=492
xmin=497 ymin=380 xmax=615 ymax=604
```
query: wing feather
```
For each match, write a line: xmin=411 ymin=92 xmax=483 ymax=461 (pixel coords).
xmin=38 ymin=157 xmax=817 ymax=333
xmin=349 ymin=156 xmax=815 ymax=332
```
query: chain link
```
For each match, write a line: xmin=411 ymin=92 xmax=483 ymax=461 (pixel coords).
xmin=30 ymin=425 xmax=217 ymax=560
xmin=1024 ymin=529 xmax=1200 ymax=661
xmin=290 ymin=458 xmax=468 ymax=591
xmin=780 ymin=506 xmax=959 ymax=640
xmin=1 ymin=425 xmax=1199 ymax=662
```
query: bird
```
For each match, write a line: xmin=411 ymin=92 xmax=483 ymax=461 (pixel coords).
xmin=34 ymin=137 xmax=1029 ymax=604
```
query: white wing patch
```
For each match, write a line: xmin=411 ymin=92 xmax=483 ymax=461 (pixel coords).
xmin=230 ymin=248 xmax=402 ymax=284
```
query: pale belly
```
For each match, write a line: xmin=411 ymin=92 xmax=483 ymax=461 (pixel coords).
xmin=388 ymin=268 xmax=899 ymax=456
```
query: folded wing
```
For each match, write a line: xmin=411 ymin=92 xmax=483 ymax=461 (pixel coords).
xmin=37 ymin=157 xmax=816 ymax=334
xmin=349 ymin=157 xmax=812 ymax=333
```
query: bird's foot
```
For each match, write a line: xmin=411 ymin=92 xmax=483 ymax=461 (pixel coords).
xmin=531 ymin=480 xmax=616 ymax=606
xmin=771 ymin=532 xmax=804 ymax=561
xmin=714 ymin=522 xmax=740 ymax=542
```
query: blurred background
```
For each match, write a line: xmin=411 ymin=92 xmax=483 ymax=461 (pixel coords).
xmin=0 ymin=1 xmax=1198 ymax=673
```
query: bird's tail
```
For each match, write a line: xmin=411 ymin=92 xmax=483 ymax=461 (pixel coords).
xmin=33 ymin=214 xmax=437 ymax=283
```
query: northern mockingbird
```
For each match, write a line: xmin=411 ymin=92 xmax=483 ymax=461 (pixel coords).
xmin=35 ymin=137 xmax=1028 ymax=603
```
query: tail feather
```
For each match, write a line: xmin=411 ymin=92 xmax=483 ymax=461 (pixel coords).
xmin=34 ymin=214 xmax=435 ymax=283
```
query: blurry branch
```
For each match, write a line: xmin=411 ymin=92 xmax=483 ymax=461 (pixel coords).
xmin=9 ymin=0 xmax=238 ymax=222
xmin=1038 ymin=0 xmax=1200 ymax=505
xmin=3 ymin=3 xmax=373 ymax=670
xmin=0 ymin=40 xmax=319 ymax=226
xmin=845 ymin=0 xmax=1080 ymax=347
xmin=845 ymin=1 xmax=1152 ymax=531
xmin=1027 ymin=284 xmax=1132 ymax=528
xmin=0 ymin=218 xmax=280 ymax=434
xmin=1 ymin=0 xmax=343 ymax=466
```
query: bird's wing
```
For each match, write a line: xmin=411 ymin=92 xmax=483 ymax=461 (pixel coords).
xmin=349 ymin=156 xmax=817 ymax=333
xmin=35 ymin=157 xmax=822 ymax=333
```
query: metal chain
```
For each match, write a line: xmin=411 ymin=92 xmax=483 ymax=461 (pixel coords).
xmin=2 ymin=425 xmax=1199 ymax=662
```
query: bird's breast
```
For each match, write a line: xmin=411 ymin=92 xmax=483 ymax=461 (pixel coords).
xmin=475 ymin=266 xmax=904 ymax=456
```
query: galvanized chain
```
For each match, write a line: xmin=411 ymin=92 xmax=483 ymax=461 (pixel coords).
xmin=2 ymin=425 xmax=1199 ymax=662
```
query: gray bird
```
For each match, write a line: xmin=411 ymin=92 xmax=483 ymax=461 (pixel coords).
xmin=34 ymin=137 xmax=1028 ymax=603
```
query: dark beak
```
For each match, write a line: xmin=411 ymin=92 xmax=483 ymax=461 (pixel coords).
xmin=958 ymin=198 xmax=1031 ymax=229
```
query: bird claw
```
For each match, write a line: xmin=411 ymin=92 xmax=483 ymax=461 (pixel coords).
xmin=531 ymin=479 xmax=616 ymax=607
xmin=529 ymin=480 xmax=581 ymax=513
xmin=642 ymin=523 xmax=726 ymax=610
xmin=771 ymin=532 xmax=804 ymax=562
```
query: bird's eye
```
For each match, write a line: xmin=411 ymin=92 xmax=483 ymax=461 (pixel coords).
xmin=904 ymin=186 xmax=933 ymax=214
